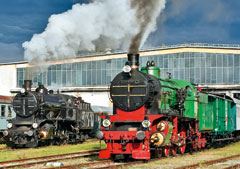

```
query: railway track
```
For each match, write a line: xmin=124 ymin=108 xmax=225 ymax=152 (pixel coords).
xmin=0 ymin=150 xmax=99 ymax=169
xmin=176 ymin=154 xmax=240 ymax=169
xmin=45 ymin=159 xmax=149 ymax=169
xmin=223 ymin=164 xmax=240 ymax=169
xmin=46 ymin=154 xmax=170 ymax=169
xmin=46 ymin=160 xmax=114 ymax=169
xmin=2 ymin=147 xmax=240 ymax=169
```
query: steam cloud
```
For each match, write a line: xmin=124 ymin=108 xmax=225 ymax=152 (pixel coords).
xmin=23 ymin=0 xmax=166 ymax=65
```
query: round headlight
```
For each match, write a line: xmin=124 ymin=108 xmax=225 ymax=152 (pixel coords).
xmin=32 ymin=123 xmax=38 ymax=129
xmin=20 ymin=88 xmax=26 ymax=94
xmin=136 ymin=131 xmax=146 ymax=140
xmin=123 ymin=65 xmax=131 ymax=73
xmin=96 ymin=131 xmax=104 ymax=139
xmin=27 ymin=130 xmax=34 ymax=136
xmin=142 ymin=120 xmax=151 ymax=128
xmin=3 ymin=130 xmax=8 ymax=136
xmin=7 ymin=123 xmax=13 ymax=129
xmin=102 ymin=119 xmax=111 ymax=127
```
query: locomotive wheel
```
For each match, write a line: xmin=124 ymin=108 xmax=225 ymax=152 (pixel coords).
xmin=25 ymin=141 xmax=38 ymax=148
xmin=123 ymin=154 xmax=132 ymax=161
xmin=178 ymin=129 xmax=186 ymax=154
xmin=162 ymin=147 xmax=170 ymax=157
xmin=110 ymin=154 xmax=116 ymax=161
xmin=80 ymin=134 xmax=85 ymax=142
xmin=155 ymin=148 xmax=162 ymax=158
xmin=84 ymin=135 xmax=88 ymax=141
xmin=6 ymin=141 xmax=16 ymax=148
xmin=171 ymin=146 xmax=177 ymax=156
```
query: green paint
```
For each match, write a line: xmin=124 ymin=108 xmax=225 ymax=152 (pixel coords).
xmin=163 ymin=121 xmax=173 ymax=146
xmin=141 ymin=66 xmax=160 ymax=78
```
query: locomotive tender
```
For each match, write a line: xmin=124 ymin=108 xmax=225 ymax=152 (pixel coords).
xmin=98 ymin=53 xmax=240 ymax=160
xmin=4 ymin=80 xmax=94 ymax=148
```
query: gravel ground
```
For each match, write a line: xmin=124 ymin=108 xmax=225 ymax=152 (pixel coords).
xmin=127 ymin=142 xmax=240 ymax=169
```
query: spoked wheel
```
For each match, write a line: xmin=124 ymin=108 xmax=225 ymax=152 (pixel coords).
xmin=178 ymin=129 xmax=186 ymax=154
xmin=162 ymin=147 xmax=170 ymax=157
xmin=25 ymin=141 xmax=38 ymax=148
xmin=155 ymin=148 xmax=162 ymax=158
xmin=171 ymin=146 xmax=177 ymax=156
xmin=123 ymin=154 xmax=132 ymax=161
xmin=110 ymin=154 xmax=116 ymax=161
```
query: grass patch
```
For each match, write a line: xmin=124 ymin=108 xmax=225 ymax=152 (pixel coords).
xmin=0 ymin=140 xmax=106 ymax=162
xmin=0 ymin=144 xmax=6 ymax=149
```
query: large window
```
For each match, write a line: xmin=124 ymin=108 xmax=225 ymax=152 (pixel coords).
xmin=17 ymin=52 xmax=240 ymax=87
xmin=1 ymin=105 xmax=6 ymax=117
xmin=8 ymin=106 xmax=12 ymax=117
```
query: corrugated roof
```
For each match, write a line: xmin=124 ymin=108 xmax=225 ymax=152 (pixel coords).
xmin=0 ymin=95 xmax=13 ymax=104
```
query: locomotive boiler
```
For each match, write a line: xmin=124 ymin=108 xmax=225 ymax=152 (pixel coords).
xmin=98 ymin=53 xmax=240 ymax=160
xmin=4 ymin=80 xmax=94 ymax=148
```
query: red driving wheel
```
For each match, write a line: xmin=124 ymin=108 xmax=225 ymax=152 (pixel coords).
xmin=162 ymin=147 xmax=170 ymax=157
xmin=178 ymin=129 xmax=186 ymax=154
xmin=171 ymin=146 xmax=177 ymax=156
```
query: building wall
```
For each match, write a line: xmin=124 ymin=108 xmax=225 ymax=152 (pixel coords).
xmin=0 ymin=64 xmax=17 ymax=96
xmin=1 ymin=44 xmax=240 ymax=107
xmin=16 ymin=51 xmax=240 ymax=87
xmin=63 ymin=92 xmax=111 ymax=107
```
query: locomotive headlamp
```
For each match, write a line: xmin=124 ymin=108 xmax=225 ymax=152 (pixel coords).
xmin=102 ymin=119 xmax=111 ymax=127
xmin=7 ymin=123 xmax=13 ymax=129
xmin=136 ymin=131 xmax=146 ymax=140
xmin=123 ymin=65 xmax=131 ymax=73
xmin=96 ymin=131 xmax=104 ymax=139
xmin=32 ymin=123 xmax=38 ymax=129
xmin=142 ymin=120 xmax=151 ymax=128
xmin=3 ymin=130 xmax=8 ymax=136
xmin=20 ymin=88 xmax=26 ymax=94
xmin=157 ymin=122 xmax=166 ymax=131
xmin=27 ymin=130 xmax=34 ymax=136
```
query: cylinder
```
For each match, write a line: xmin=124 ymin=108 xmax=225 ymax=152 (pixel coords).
xmin=23 ymin=80 xmax=32 ymax=91
xmin=127 ymin=53 xmax=139 ymax=69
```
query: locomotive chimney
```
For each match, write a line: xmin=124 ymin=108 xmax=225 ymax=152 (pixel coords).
xmin=127 ymin=53 xmax=139 ymax=70
xmin=23 ymin=80 xmax=32 ymax=91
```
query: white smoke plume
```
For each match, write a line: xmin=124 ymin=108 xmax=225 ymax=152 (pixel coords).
xmin=23 ymin=0 xmax=166 ymax=65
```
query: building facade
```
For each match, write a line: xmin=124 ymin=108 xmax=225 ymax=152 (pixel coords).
xmin=1 ymin=43 xmax=240 ymax=107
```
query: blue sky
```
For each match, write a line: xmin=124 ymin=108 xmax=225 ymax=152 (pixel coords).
xmin=0 ymin=0 xmax=239 ymax=63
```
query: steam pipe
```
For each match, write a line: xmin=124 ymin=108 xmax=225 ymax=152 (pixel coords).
xmin=23 ymin=80 xmax=32 ymax=91
xmin=127 ymin=53 xmax=139 ymax=70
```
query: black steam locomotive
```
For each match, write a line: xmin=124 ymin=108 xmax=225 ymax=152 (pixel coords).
xmin=5 ymin=80 xmax=95 ymax=148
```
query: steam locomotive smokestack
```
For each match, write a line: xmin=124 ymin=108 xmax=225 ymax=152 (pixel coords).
xmin=127 ymin=53 xmax=139 ymax=70
xmin=23 ymin=80 xmax=32 ymax=91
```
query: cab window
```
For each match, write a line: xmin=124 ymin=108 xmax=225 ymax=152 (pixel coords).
xmin=8 ymin=106 xmax=12 ymax=117
xmin=1 ymin=105 xmax=6 ymax=117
